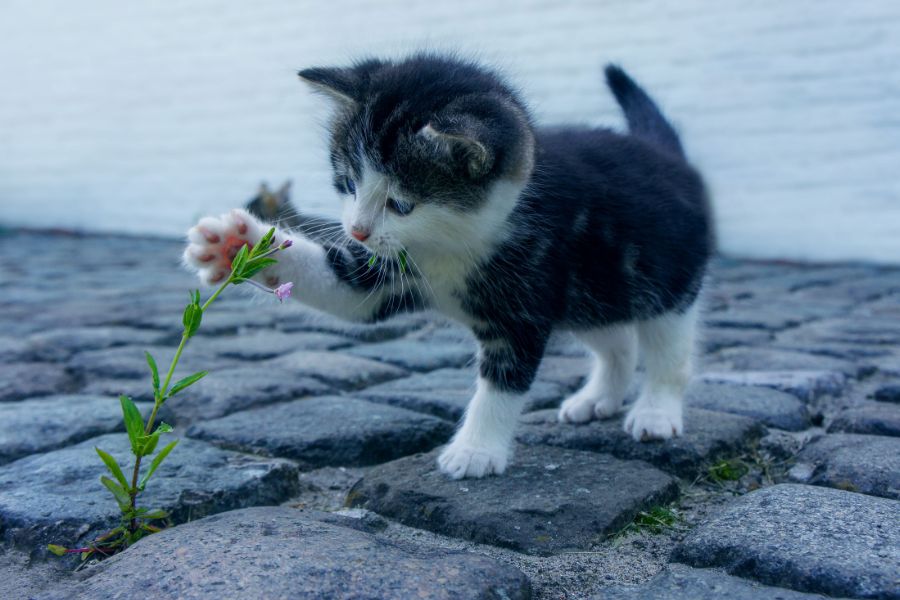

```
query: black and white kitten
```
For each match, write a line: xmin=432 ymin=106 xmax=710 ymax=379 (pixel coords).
xmin=184 ymin=54 xmax=713 ymax=479
xmin=245 ymin=181 xmax=294 ymax=225
xmin=245 ymin=180 xmax=346 ymax=245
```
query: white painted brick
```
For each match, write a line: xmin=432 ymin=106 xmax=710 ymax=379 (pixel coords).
xmin=0 ymin=0 xmax=897 ymax=262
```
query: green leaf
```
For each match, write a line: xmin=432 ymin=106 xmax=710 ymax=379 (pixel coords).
xmin=367 ymin=254 xmax=377 ymax=268
xmin=101 ymin=476 xmax=131 ymax=511
xmin=182 ymin=303 xmax=203 ymax=338
xmin=145 ymin=351 xmax=160 ymax=394
xmin=47 ymin=544 xmax=68 ymax=556
xmin=193 ymin=289 xmax=201 ymax=305
xmin=168 ymin=371 xmax=207 ymax=398
xmin=155 ymin=422 xmax=173 ymax=434
xmin=231 ymin=244 xmax=249 ymax=275
xmin=398 ymin=249 xmax=408 ymax=274
xmin=95 ymin=447 xmax=129 ymax=491
xmin=237 ymin=258 xmax=278 ymax=282
xmin=119 ymin=395 xmax=145 ymax=455
xmin=140 ymin=509 xmax=169 ymax=520
xmin=139 ymin=432 xmax=159 ymax=457
xmin=253 ymin=227 xmax=276 ymax=257
xmin=182 ymin=301 xmax=195 ymax=330
xmin=138 ymin=440 xmax=178 ymax=491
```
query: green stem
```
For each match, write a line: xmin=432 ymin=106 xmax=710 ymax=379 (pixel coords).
xmin=201 ymin=276 xmax=233 ymax=312
xmin=127 ymin=275 xmax=233 ymax=535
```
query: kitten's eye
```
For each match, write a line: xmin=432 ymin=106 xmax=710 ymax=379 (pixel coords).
xmin=386 ymin=197 xmax=414 ymax=216
xmin=344 ymin=177 xmax=356 ymax=196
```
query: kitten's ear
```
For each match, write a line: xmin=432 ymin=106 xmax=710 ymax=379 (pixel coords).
xmin=420 ymin=120 xmax=494 ymax=179
xmin=298 ymin=67 xmax=358 ymax=107
xmin=277 ymin=180 xmax=292 ymax=201
xmin=258 ymin=182 xmax=270 ymax=195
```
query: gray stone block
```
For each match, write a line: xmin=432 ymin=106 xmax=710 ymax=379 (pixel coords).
xmin=788 ymin=433 xmax=900 ymax=499
xmin=265 ymin=349 xmax=407 ymax=389
xmin=518 ymin=408 xmax=765 ymax=477
xmin=687 ymin=382 xmax=810 ymax=431
xmin=347 ymin=445 xmax=678 ymax=555
xmin=0 ymin=433 xmax=299 ymax=553
xmin=701 ymin=370 xmax=847 ymax=402
xmin=68 ymin=345 xmax=237 ymax=381
xmin=25 ymin=326 xmax=167 ymax=361
xmin=701 ymin=327 xmax=772 ymax=354
xmin=0 ymin=362 xmax=73 ymax=402
xmin=672 ymin=484 xmax=900 ymax=599
xmin=601 ymin=564 xmax=832 ymax=599
xmin=828 ymin=402 xmax=900 ymax=436
xmin=0 ymin=395 xmax=153 ymax=464
xmin=874 ymin=384 xmax=900 ymax=403
xmin=190 ymin=329 xmax=354 ymax=360
xmin=344 ymin=337 xmax=474 ymax=371
xmin=276 ymin=309 xmax=429 ymax=341
xmin=162 ymin=366 xmax=330 ymax=422
xmin=356 ymin=367 xmax=566 ymax=421
xmin=52 ymin=507 xmax=531 ymax=600
xmin=187 ymin=396 xmax=453 ymax=468
xmin=706 ymin=347 xmax=866 ymax=378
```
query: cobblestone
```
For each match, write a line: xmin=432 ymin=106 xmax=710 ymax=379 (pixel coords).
xmin=1 ymin=230 xmax=899 ymax=599
xmin=788 ymin=433 xmax=900 ymax=499
xmin=347 ymin=445 xmax=679 ymax=555
xmin=186 ymin=396 xmax=453 ymax=468
xmin=673 ymin=484 xmax=900 ymax=599
xmin=50 ymin=507 xmax=532 ymax=600
xmin=518 ymin=408 xmax=765 ymax=477
xmin=0 ymin=433 xmax=299 ymax=553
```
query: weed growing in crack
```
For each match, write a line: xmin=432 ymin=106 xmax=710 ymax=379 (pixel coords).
xmin=48 ymin=228 xmax=291 ymax=562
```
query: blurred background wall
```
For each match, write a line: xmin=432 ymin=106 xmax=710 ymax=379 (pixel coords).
xmin=0 ymin=0 xmax=897 ymax=262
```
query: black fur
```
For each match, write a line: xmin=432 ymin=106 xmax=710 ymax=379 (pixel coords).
xmin=299 ymin=54 xmax=713 ymax=393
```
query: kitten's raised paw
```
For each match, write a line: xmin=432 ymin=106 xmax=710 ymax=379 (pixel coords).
xmin=624 ymin=405 xmax=683 ymax=442
xmin=437 ymin=441 xmax=508 ymax=479
xmin=183 ymin=209 xmax=264 ymax=285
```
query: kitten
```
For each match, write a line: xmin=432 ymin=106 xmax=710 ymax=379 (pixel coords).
xmin=245 ymin=180 xmax=344 ymax=245
xmin=245 ymin=181 xmax=295 ymax=225
xmin=184 ymin=54 xmax=713 ymax=480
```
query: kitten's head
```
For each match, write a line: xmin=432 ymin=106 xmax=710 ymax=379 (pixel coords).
xmin=299 ymin=53 xmax=534 ymax=259
xmin=245 ymin=180 xmax=293 ymax=224
xmin=247 ymin=179 xmax=296 ymax=223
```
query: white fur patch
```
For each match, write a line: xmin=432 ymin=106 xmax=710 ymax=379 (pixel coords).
xmin=437 ymin=377 xmax=526 ymax=479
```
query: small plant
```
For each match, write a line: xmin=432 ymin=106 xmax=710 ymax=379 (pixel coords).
xmin=615 ymin=506 xmax=681 ymax=538
xmin=707 ymin=458 xmax=750 ymax=483
xmin=48 ymin=228 xmax=292 ymax=561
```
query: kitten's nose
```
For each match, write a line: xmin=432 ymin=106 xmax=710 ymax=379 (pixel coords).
xmin=351 ymin=228 xmax=370 ymax=242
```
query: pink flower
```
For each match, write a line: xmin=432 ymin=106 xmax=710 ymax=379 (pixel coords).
xmin=273 ymin=282 xmax=294 ymax=302
xmin=279 ymin=239 xmax=293 ymax=250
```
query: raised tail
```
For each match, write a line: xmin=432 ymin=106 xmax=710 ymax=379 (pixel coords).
xmin=604 ymin=64 xmax=684 ymax=159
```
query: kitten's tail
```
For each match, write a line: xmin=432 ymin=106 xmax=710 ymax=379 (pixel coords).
xmin=604 ymin=65 xmax=685 ymax=159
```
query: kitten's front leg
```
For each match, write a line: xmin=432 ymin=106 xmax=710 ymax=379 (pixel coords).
xmin=183 ymin=209 xmax=388 ymax=321
xmin=437 ymin=377 xmax=526 ymax=479
xmin=438 ymin=333 xmax=546 ymax=479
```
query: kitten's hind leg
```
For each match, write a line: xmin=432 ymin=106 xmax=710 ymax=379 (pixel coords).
xmin=625 ymin=303 xmax=699 ymax=441
xmin=558 ymin=325 xmax=638 ymax=423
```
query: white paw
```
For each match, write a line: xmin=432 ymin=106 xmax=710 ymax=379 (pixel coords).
xmin=624 ymin=405 xmax=683 ymax=441
xmin=558 ymin=393 xmax=596 ymax=423
xmin=437 ymin=440 xmax=509 ymax=479
xmin=183 ymin=209 xmax=268 ymax=285
xmin=558 ymin=393 xmax=620 ymax=423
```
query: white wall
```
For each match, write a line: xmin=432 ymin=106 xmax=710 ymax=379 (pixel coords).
xmin=1 ymin=0 xmax=898 ymax=262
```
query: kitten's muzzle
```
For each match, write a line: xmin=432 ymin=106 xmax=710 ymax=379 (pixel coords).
xmin=351 ymin=228 xmax=370 ymax=242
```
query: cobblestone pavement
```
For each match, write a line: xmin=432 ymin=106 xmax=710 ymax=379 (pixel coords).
xmin=1 ymin=230 xmax=898 ymax=599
